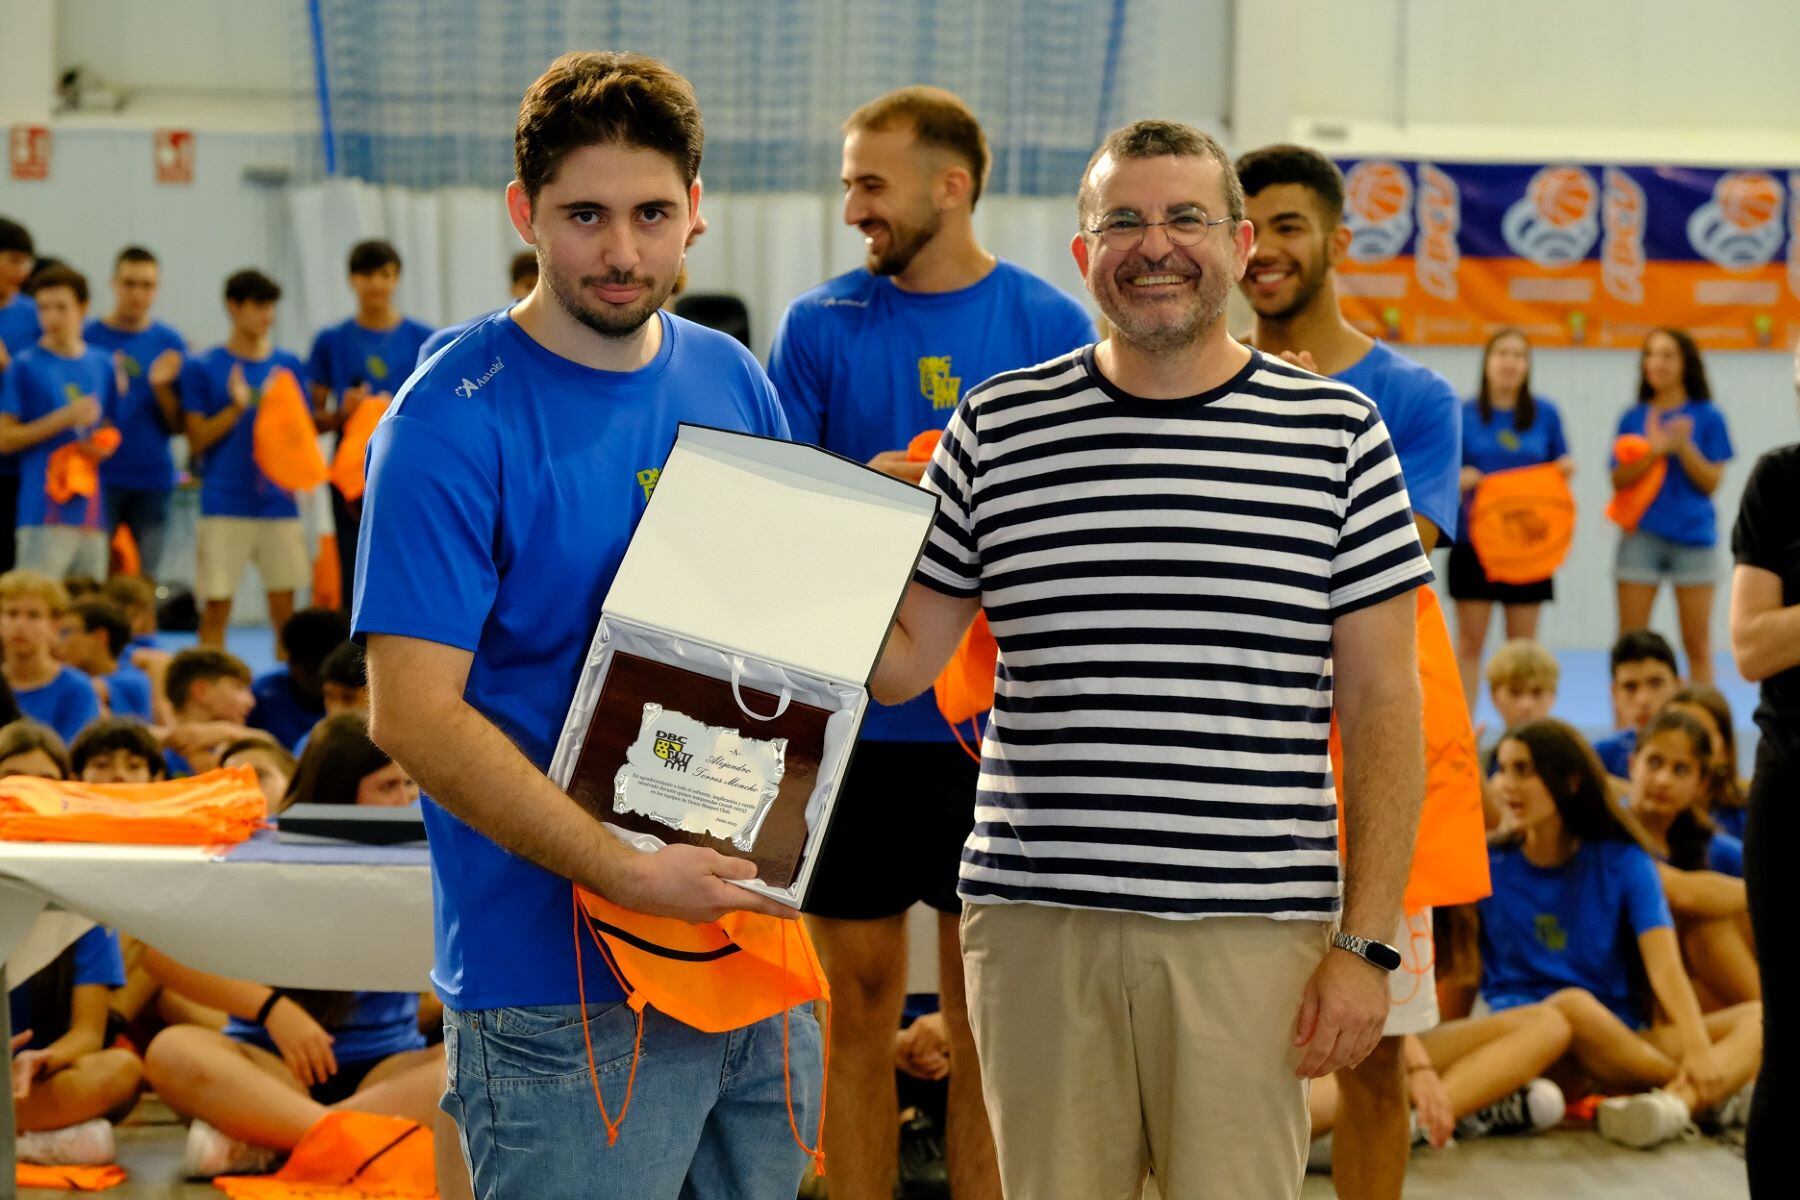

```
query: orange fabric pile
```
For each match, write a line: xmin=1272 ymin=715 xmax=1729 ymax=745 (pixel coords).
xmin=0 ymin=767 xmax=267 ymax=846
xmin=212 ymin=1112 xmax=436 ymax=1200
xmin=13 ymin=1163 xmax=128 ymax=1192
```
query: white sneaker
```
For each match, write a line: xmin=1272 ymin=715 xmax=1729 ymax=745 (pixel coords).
xmin=1458 ymin=1077 xmax=1565 ymax=1139
xmin=182 ymin=1119 xmax=280 ymax=1179
xmin=14 ymin=1118 xmax=115 ymax=1166
xmin=1597 ymin=1089 xmax=1698 ymax=1149
xmin=1710 ymin=1079 xmax=1755 ymax=1130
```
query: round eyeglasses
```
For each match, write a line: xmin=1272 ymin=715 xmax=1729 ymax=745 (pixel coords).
xmin=1084 ymin=211 xmax=1232 ymax=253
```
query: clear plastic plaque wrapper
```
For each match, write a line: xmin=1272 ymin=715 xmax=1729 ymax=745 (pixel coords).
xmin=547 ymin=424 xmax=939 ymax=908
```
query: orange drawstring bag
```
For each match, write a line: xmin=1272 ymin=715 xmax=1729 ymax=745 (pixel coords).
xmin=331 ymin=395 xmax=389 ymax=503
xmin=110 ymin=522 xmax=142 ymax=577
xmin=907 ymin=428 xmax=997 ymax=759
xmin=1329 ymin=586 xmax=1491 ymax=913
xmin=212 ymin=1112 xmax=434 ymax=1200
xmin=13 ymin=1163 xmax=127 ymax=1192
xmin=1605 ymin=434 xmax=1665 ymax=532
xmin=252 ymin=368 xmax=330 ymax=494
xmin=313 ymin=533 xmax=342 ymax=611
xmin=571 ymin=886 xmax=830 ymax=1174
xmin=0 ymin=767 xmax=267 ymax=845
xmin=45 ymin=427 xmax=122 ymax=506
xmin=1466 ymin=463 xmax=1576 ymax=585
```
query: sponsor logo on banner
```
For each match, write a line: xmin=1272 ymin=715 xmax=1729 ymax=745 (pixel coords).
xmin=1502 ymin=166 xmax=1601 ymax=268
xmin=1602 ymin=167 xmax=1647 ymax=304
xmin=1344 ymin=161 xmax=1414 ymax=263
xmin=1416 ymin=163 xmax=1461 ymax=301
xmin=1789 ymin=172 xmax=1800 ymax=301
xmin=1688 ymin=171 xmax=1785 ymax=271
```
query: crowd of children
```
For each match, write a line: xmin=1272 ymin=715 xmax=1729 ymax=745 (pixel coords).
xmin=1 ymin=567 xmax=430 ymax=1176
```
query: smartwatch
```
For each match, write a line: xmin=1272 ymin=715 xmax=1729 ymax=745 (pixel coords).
xmin=1331 ymin=930 xmax=1403 ymax=973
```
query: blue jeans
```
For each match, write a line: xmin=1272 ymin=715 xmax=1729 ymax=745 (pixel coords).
xmin=103 ymin=485 xmax=173 ymax=580
xmin=442 ymin=1002 xmax=821 ymax=1200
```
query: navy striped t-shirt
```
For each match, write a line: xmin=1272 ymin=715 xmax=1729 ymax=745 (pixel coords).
xmin=915 ymin=345 xmax=1433 ymax=920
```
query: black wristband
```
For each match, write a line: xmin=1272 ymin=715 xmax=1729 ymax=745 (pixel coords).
xmin=254 ymin=989 xmax=287 ymax=1026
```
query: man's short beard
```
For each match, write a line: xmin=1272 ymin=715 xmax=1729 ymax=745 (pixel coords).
xmin=544 ymin=262 xmax=678 ymax=340
xmin=1095 ymin=263 xmax=1232 ymax=356
xmin=1249 ymin=255 xmax=1329 ymax=322
xmin=866 ymin=209 xmax=943 ymax=276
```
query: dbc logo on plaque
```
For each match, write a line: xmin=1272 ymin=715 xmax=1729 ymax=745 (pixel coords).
xmin=1687 ymin=171 xmax=1785 ymax=271
xmin=1502 ymin=165 xmax=1601 ymax=268
xmin=1343 ymin=161 xmax=1413 ymax=263
xmin=653 ymin=731 xmax=692 ymax=772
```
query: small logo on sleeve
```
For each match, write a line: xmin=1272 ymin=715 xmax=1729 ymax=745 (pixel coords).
xmin=452 ymin=357 xmax=504 ymax=398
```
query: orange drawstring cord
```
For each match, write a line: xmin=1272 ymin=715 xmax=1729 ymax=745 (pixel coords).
xmin=572 ymin=887 xmax=644 ymax=1147
xmin=781 ymin=921 xmax=830 ymax=1177
xmin=947 ymin=714 xmax=985 ymax=763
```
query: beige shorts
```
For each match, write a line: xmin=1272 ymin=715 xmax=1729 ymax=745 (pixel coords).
xmin=960 ymin=901 xmax=1329 ymax=1200
xmin=1382 ymin=908 xmax=1440 ymax=1036
xmin=196 ymin=517 xmax=309 ymax=601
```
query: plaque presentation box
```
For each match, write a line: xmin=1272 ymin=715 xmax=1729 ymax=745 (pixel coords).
xmin=547 ymin=424 xmax=939 ymax=908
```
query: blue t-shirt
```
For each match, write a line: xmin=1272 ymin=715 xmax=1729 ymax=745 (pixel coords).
xmin=1594 ymin=728 xmax=1637 ymax=779
xmin=1612 ymin=402 xmax=1734 ymax=547
xmin=768 ymin=261 xmax=1094 ymax=741
xmin=1713 ymin=805 xmax=1748 ymax=842
xmin=1705 ymin=830 xmax=1744 ymax=877
xmin=103 ymin=662 xmax=154 ymax=720
xmin=1479 ymin=838 xmax=1673 ymax=1028
xmin=0 ymin=293 xmax=42 ymax=478
xmin=14 ymin=665 xmax=101 ymax=745
xmin=1334 ymin=341 xmax=1463 ymax=541
xmin=8 ymin=926 xmax=126 ymax=1052
xmin=226 ymin=991 xmax=425 ymax=1064
xmin=179 ymin=346 xmax=308 ymax=519
xmin=1460 ymin=396 xmax=1569 ymax=532
xmin=0 ymin=344 xmax=121 ymax=529
xmin=163 ymin=747 xmax=192 ymax=778
xmin=248 ymin=666 xmax=324 ymax=751
xmin=306 ymin=316 xmax=436 ymax=405
xmin=82 ymin=318 xmax=186 ymax=491
xmin=415 ymin=312 xmax=496 ymax=369
xmin=353 ymin=310 xmax=790 ymax=1010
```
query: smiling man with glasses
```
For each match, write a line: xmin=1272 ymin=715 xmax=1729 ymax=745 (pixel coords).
xmin=869 ymin=119 xmax=1432 ymax=1199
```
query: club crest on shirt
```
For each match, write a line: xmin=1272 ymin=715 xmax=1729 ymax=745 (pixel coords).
xmin=1498 ymin=429 xmax=1521 ymax=452
xmin=1533 ymin=912 xmax=1568 ymax=952
xmin=636 ymin=468 xmax=661 ymax=500
xmin=366 ymin=353 xmax=390 ymax=381
xmin=119 ymin=354 xmax=143 ymax=379
xmin=919 ymin=356 xmax=960 ymax=411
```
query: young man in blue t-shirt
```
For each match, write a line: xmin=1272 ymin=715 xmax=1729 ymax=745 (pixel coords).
xmin=165 ymin=270 xmax=311 ymax=650
xmin=767 ymin=85 xmax=1092 ymax=1200
xmin=1592 ymin=629 xmax=1682 ymax=781
xmin=0 ymin=216 xmax=40 ymax=573
xmin=84 ymin=246 xmax=186 ymax=580
xmin=247 ymin=606 xmax=347 ymax=750
xmin=357 ymin=51 xmax=817 ymax=1200
xmin=59 ymin=598 xmax=155 ymax=720
xmin=306 ymin=239 xmax=436 ymax=612
xmin=0 ymin=569 xmax=100 ymax=744
xmin=1238 ymin=144 xmax=1465 ymax=1200
xmin=0 ymin=265 xmax=122 ymax=579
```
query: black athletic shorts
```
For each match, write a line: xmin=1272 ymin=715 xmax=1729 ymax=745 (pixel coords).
xmin=309 ymin=1054 xmax=386 ymax=1105
xmin=1446 ymin=538 xmax=1554 ymax=604
xmin=802 ymin=741 xmax=980 ymax=920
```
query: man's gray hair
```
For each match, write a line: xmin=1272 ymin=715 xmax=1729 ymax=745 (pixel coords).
xmin=1077 ymin=120 xmax=1245 ymax=226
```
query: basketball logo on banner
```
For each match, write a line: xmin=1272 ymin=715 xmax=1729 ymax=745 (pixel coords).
xmin=1602 ymin=167 xmax=1647 ymax=304
xmin=1502 ymin=165 xmax=1601 ymax=268
xmin=1416 ymin=163 xmax=1461 ymax=301
xmin=1688 ymin=171 xmax=1785 ymax=270
xmin=1344 ymin=161 xmax=1413 ymax=263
